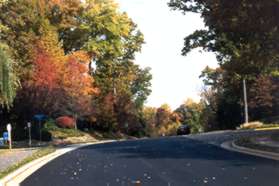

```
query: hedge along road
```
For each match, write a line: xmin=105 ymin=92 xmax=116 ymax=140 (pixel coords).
xmin=21 ymin=132 xmax=279 ymax=186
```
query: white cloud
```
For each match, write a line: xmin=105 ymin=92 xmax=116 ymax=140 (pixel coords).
xmin=116 ymin=0 xmax=218 ymax=109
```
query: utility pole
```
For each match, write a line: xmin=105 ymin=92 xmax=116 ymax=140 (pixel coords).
xmin=243 ymin=79 xmax=249 ymax=124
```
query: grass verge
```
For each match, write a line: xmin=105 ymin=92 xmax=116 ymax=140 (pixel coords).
xmin=45 ymin=120 xmax=86 ymax=139
xmin=235 ymin=137 xmax=279 ymax=154
xmin=0 ymin=146 xmax=55 ymax=179
xmin=50 ymin=128 xmax=86 ymax=139
xmin=239 ymin=122 xmax=279 ymax=130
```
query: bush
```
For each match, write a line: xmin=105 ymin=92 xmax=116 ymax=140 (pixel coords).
xmin=41 ymin=129 xmax=52 ymax=141
xmin=45 ymin=119 xmax=59 ymax=130
xmin=56 ymin=116 xmax=75 ymax=129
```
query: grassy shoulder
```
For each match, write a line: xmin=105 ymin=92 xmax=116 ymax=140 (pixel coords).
xmin=235 ymin=136 xmax=279 ymax=154
xmin=45 ymin=120 xmax=86 ymax=139
xmin=44 ymin=120 xmax=96 ymax=145
xmin=238 ymin=121 xmax=279 ymax=130
xmin=44 ymin=120 xmax=139 ymax=145
xmin=0 ymin=146 xmax=55 ymax=179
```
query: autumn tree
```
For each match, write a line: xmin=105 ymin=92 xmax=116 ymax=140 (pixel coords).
xmin=0 ymin=0 xmax=151 ymax=137
xmin=152 ymin=104 xmax=180 ymax=136
xmin=169 ymin=0 xmax=279 ymax=128
xmin=59 ymin=51 xmax=97 ymax=119
xmin=142 ymin=107 xmax=157 ymax=136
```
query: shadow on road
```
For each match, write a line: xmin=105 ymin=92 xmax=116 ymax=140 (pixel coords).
xmin=81 ymin=137 xmax=276 ymax=167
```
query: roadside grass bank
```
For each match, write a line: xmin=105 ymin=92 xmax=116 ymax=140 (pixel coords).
xmin=45 ymin=120 xmax=136 ymax=145
xmin=235 ymin=135 xmax=279 ymax=154
xmin=0 ymin=146 xmax=55 ymax=179
xmin=238 ymin=121 xmax=279 ymax=130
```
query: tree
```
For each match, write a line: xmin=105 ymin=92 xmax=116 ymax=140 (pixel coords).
xmin=200 ymin=87 xmax=218 ymax=131
xmin=92 ymin=61 xmax=152 ymax=133
xmin=59 ymin=51 xmax=97 ymax=118
xmin=169 ymin=0 xmax=279 ymax=128
xmin=0 ymin=44 xmax=19 ymax=107
xmin=14 ymin=20 xmax=65 ymax=117
xmin=75 ymin=0 xmax=149 ymax=133
xmin=249 ymin=75 xmax=278 ymax=120
xmin=142 ymin=107 xmax=157 ymax=136
xmin=0 ymin=0 xmax=151 ymax=137
xmin=155 ymin=104 xmax=172 ymax=127
xmin=174 ymin=99 xmax=204 ymax=133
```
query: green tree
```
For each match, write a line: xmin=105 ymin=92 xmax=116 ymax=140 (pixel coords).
xmin=0 ymin=44 xmax=19 ymax=107
xmin=174 ymin=99 xmax=204 ymax=133
xmin=169 ymin=0 xmax=279 ymax=128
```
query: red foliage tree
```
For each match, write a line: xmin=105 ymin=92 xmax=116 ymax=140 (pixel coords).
xmin=56 ymin=116 xmax=75 ymax=129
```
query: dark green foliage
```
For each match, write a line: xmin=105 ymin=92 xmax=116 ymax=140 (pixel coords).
xmin=0 ymin=44 xmax=19 ymax=107
xmin=169 ymin=0 xmax=279 ymax=129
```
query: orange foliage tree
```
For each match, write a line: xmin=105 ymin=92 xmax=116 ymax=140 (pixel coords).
xmin=16 ymin=23 xmax=98 ymax=120
xmin=59 ymin=51 xmax=98 ymax=118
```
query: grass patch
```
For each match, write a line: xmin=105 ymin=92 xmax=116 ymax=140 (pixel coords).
xmin=235 ymin=137 xmax=279 ymax=153
xmin=260 ymin=124 xmax=279 ymax=129
xmin=50 ymin=129 xmax=85 ymax=139
xmin=0 ymin=146 xmax=55 ymax=179
xmin=238 ymin=122 xmax=279 ymax=130
xmin=45 ymin=120 xmax=85 ymax=139
xmin=89 ymin=131 xmax=122 ymax=140
xmin=89 ymin=130 xmax=137 ymax=141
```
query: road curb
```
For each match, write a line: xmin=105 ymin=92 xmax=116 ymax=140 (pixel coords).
xmin=0 ymin=140 xmax=116 ymax=186
xmin=221 ymin=140 xmax=279 ymax=161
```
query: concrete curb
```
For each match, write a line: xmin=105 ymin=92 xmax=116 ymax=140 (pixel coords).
xmin=221 ymin=140 xmax=279 ymax=161
xmin=0 ymin=140 xmax=116 ymax=186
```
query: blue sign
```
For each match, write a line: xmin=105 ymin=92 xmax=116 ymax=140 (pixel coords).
xmin=34 ymin=114 xmax=46 ymax=121
xmin=3 ymin=132 xmax=8 ymax=141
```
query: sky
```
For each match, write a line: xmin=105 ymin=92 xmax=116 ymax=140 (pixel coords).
xmin=116 ymin=0 xmax=218 ymax=109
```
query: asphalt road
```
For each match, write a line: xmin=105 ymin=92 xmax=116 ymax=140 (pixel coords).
xmin=22 ymin=131 xmax=279 ymax=186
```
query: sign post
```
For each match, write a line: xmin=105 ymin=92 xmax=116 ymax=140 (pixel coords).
xmin=27 ymin=122 xmax=32 ymax=147
xmin=34 ymin=114 xmax=45 ymax=146
xmin=3 ymin=132 xmax=8 ymax=142
xmin=6 ymin=124 xmax=12 ymax=150
xmin=39 ymin=120 xmax=41 ymax=145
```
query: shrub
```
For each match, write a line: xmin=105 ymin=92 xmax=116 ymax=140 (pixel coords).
xmin=56 ymin=116 xmax=75 ymax=129
xmin=45 ymin=119 xmax=59 ymax=130
xmin=41 ymin=129 xmax=52 ymax=141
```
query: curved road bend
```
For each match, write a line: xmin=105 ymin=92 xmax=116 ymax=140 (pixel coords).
xmin=22 ymin=131 xmax=279 ymax=186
